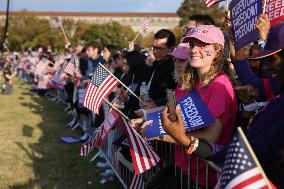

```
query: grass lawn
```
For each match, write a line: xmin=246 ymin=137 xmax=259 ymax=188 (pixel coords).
xmin=0 ymin=80 xmax=121 ymax=189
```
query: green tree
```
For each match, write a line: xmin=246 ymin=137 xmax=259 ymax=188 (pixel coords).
xmin=5 ymin=11 xmax=93 ymax=51
xmin=177 ymin=0 xmax=225 ymax=27
xmin=7 ymin=11 xmax=64 ymax=51
xmin=82 ymin=22 xmax=136 ymax=48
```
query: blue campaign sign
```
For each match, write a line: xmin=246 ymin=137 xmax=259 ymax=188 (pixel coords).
xmin=230 ymin=0 xmax=262 ymax=51
xmin=146 ymin=90 xmax=215 ymax=139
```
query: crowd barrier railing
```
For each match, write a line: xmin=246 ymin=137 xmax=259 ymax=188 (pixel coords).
xmin=35 ymin=86 xmax=222 ymax=189
xmin=90 ymin=121 xmax=222 ymax=189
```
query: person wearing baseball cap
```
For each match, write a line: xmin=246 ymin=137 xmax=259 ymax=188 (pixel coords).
xmin=167 ymin=43 xmax=189 ymax=85
xmin=161 ymin=25 xmax=237 ymax=187
xmin=235 ymin=22 xmax=284 ymax=102
xmin=249 ymin=22 xmax=284 ymax=60
xmin=243 ymin=23 xmax=284 ymax=188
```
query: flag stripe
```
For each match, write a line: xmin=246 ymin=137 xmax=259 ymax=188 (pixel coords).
xmin=139 ymin=17 xmax=151 ymax=32
xmin=124 ymin=121 xmax=144 ymax=173
xmin=35 ymin=60 xmax=48 ymax=76
xmin=225 ymin=167 xmax=260 ymax=189
xmin=93 ymin=77 xmax=119 ymax=113
xmin=129 ymin=123 xmax=149 ymax=170
xmin=217 ymin=129 xmax=275 ymax=189
xmin=122 ymin=118 xmax=160 ymax=175
xmin=83 ymin=64 xmax=119 ymax=114
xmin=129 ymin=119 xmax=159 ymax=164
xmin=204 ymin=0 xmax=224 ymax=8
xmin=84 ymin=77 xmax=118 ymax=114
xmin=63 ymin=62 xmax=75 ymax=75
xmin=233 ymin=173 xmax=264 ymax=189
xmin=129 ymin=174 xmax=144 ymax=189
xmin=137 ymin=132 xmax=157 ymax=167
xmin=80 ymin=111 xmax=118 ymax=157
xmin=242 ymin=179 xmax=267 ymax=189
xmin=92 ymin=77 xmax=113 ymax=110
xmin=83 ymin=83 xmax=96 ymax=111
xmin=88 ymin=86 xmax=98 ymax=112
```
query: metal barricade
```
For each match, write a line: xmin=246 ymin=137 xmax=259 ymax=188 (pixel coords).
xmin=149 ymin=140 xmax=222 ymax=189
xmin=91 ymin=123 xmax=131 ymax=189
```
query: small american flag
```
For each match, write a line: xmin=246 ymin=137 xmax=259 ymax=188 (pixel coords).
xmin=50 ymin=17 xmax=62 ymax=28
xmin=63 ymin=60 xmax=76 ymax=76
xmin=80 ymin=129 xmax=99 ymax=157
xmin=121 ymin=118 xmax=160 ymax=175
xmin=38 ymin=75 xmax=51 ymax=89
xmin=215 ymin=128 xmax=276 ymax=189
xmin=83 ymin=63 xmax=119 ymax=114
xmin=80 ymin=110 xmax=119 ymax=157
xmin=139 ymin=17 xmax=152 ymax=33
xmin=129 ymin=174 xmax=145 ymax=189
xmin=34 ymin=60 xmax=48 ymax=76
xmin=203 ymin=0 xmax=224 ymax=8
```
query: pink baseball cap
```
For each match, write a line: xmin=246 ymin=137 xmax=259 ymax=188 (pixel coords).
xmin=182 ymin=25 xmax=225 ymax=47
xmin=167 ymin=43 xmax=189 ymax=60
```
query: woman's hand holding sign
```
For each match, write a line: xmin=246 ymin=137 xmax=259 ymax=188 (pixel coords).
xmin=256 ymin=14 xmax=270 ymax=40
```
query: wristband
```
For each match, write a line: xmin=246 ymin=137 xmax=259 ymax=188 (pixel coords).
xmin=183 ymin=136 xmax=199 ymax=155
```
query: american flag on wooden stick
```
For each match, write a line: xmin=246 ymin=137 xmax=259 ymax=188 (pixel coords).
xmin=139 ymin=16 xmax=152 ymax=33
xmin=203 ymin=0 xmax=225 ymax=8
xmin=215 ymin=128 xmax=276 ymax=189
xmin=83 ymin=63 xmax=119 ymax=114
xmin=80 ymin=110 xmax=119 ymax=157
xmin=121 ymin=118 xmax=160 ymax=175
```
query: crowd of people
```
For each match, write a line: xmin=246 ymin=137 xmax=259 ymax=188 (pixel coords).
xmin=0 ymin=12 xmax=283 ymax=189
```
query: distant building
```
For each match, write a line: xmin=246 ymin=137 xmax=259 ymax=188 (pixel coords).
xmin=0 ymin=11 xmax=181 ymax=33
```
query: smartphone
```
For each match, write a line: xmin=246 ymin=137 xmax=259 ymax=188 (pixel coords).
xmin=166 ymin=89 xmax=177 ymax=122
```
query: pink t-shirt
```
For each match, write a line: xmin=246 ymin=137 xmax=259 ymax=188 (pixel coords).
xmin=174 ymin=73 xmax=237 ymax=186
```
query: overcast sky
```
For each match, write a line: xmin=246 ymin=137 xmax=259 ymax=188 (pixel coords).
xmin=0 ymin=0 xmax=184 ymax=12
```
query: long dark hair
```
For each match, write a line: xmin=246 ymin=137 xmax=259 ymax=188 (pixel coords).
xmin=124 ymin=51 xmax=147 ymax=84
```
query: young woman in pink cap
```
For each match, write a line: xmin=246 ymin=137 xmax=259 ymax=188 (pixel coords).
xmin=161 ymin=25 xmax=238 ymax=187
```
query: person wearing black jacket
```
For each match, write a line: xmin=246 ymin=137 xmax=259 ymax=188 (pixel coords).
xmin=141 ymin=29 xmax=177 ymax=109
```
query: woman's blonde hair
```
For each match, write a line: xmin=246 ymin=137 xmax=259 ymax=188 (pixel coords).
xmin=181 ymin=44 xmax=235 ymax=91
